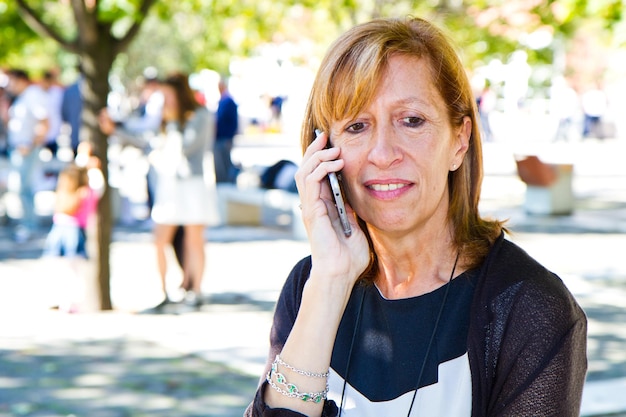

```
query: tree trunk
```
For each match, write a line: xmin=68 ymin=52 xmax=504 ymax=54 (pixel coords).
xmin=15 ymin=0 xmax=157 ymax=311
xmin=81 ymin=45 xmax=117 ymax=311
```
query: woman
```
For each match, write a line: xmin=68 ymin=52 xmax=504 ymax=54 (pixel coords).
xmin=150 ymin=73 xmax=215 ymax=308
xmin=246 ymin=17 xmax=587 ymax=417
xmin=100 ymin=73 xmax=214 ymax=308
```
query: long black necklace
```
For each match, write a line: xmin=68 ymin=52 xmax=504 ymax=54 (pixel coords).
xmin=338 ymin=251 xmax=460 ymax=417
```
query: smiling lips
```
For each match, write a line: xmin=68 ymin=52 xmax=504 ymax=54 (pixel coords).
xmin=368 ymin=183 xmax=409 ymax=191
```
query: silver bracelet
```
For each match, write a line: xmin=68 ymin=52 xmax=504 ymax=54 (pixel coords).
xmin=273 ymin=355 xmax=330 ymax=378
xmin=266 ymin=369 xmax=329 ymax=403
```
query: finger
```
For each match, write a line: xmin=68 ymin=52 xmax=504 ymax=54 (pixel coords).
xmin=302 ymin=129 xmax=329 ymax=159
xmin=297 ymin=142 xmax=342 ymax=187
xmin=296 ymin=158 xmax=344 ymax=208
xmin=295 ymin=139 xmax=341 ymax=199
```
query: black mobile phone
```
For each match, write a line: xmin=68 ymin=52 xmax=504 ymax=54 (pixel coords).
xmin=315 ymin=129 xmax=352 ymax=237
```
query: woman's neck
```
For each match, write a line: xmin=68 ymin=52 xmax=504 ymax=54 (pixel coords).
xmin=370 ymin=227 xmax=460 ymax=299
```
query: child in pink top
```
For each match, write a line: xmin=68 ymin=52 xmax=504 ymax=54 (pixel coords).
xmin=41 ymin=142 xmax=103 ymax=312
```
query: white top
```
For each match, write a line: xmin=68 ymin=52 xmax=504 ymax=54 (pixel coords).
xmin=8 ymin=85 xmax=49 ymax=147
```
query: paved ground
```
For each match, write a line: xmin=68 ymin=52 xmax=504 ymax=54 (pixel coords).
xmin=1 ymin=138 xmax=626 ymax=416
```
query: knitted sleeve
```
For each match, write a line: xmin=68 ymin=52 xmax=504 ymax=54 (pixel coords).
xmin=489 ymin=274 xmax=587 ymax=416
xmin=469 ymin=235 xmax=587 ymax=417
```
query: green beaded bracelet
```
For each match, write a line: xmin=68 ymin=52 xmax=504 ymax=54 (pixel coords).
xmin=266 ymin=368 xmax=329 ymax=403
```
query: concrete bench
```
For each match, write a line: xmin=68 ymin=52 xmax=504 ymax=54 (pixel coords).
xmin=515 ymin=155 xmax=574 ymax=215
xmin=215 ymin=184 xmax=306 ymax=239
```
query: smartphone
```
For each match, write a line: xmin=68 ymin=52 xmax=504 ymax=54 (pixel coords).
xmin=315 ymin=129 xmax=352 ymax=237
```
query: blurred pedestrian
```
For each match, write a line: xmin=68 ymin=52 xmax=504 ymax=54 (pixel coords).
xmin=42 ymin=148 xmax=102 ymax=312
xmin=476 ymin=80 xmax=496 ymax=142
xmin=213 ymin=76 xmax=238 ymax=183
xmin=123 ymin=69 xmax=164 ymax=136
xmin=100 ymin=72 xmax=186 ymax=292
xmin=100 ymin=72 xmax=215 ymax=309
xmin=61 ymin=65 xmax=84 ymax=156
xmin=40 ymin=69 xmax=64 ymax=158
xmin=269 ymin=95 xmax=286 ymax=132
xmin=124 ymin=71 xmax=164 ymax=214
xmin=6 ymin=68 xmax=49 ymax=242
xmin=550 ymin=76 xmax=579 ymax=142
xmin=73 ymin=141 xmax=104 ymax=238
xmin=581 ymin=84 xmax=607 ymax=139
xmin=0 ymin=84 xmax=9 ymax=156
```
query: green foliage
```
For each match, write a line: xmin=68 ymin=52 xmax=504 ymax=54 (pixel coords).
xmin=0 ymin=0 xmax=39 ymax=63
xmin=4 ymin=0 xmax=626 ymax=86
xmin=599 ymin=0 xmax=623 ymax=30
xmin=112 ymin=14 xmax=199 ymax=85
xmin=98 ymin=0 xmax=142 ymax=22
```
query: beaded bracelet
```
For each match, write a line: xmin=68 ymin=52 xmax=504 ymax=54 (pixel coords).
xmin=266 ymin=368 xmax=329 ymax=403
xmin=266 ymin=355 xmax=329 ymax=403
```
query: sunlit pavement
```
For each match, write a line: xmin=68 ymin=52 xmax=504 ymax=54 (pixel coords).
xmin=1 ymin=137 xmax=626 ymax=416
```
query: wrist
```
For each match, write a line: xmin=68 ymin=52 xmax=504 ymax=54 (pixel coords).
xmin=305 ymin=270 xmax=355 ymax=311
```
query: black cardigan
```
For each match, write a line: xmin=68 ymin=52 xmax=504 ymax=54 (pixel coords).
xmin=246 ymin=232 xmax=588 ymax=416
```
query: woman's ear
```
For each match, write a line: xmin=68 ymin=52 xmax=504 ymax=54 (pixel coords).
xmin=451 ymin=116 xmax=471 ymax=170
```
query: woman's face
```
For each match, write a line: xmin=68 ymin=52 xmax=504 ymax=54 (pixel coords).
xmin=329 ymin=54 xmax=470 ymax=235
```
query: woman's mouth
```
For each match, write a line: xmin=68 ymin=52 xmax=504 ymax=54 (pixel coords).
xmin=368 ymin=183 xmax=409 ymax=192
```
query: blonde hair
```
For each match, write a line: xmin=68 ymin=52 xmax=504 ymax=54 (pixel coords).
xmin=301 ymin=17 xmax=505 ymax=273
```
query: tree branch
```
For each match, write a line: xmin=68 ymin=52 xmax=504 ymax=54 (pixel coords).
xmin=114 ymin=0 xmax=159 ymax=54
xmin=15 ymin=0 xmax=79 ymax=53
xmin=70 ymin=0 xmax=94 ymax=45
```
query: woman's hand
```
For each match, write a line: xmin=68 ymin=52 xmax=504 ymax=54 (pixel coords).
xmin=265 ymin=131 xmax=370 ymax=415
xmin=294 ymin=131 xmax=370 ymax=295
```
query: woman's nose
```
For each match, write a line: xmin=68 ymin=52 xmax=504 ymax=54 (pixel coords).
xmin=367 ymin=125 xmax=402 ymax=168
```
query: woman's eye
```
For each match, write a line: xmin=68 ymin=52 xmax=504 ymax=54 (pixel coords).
xmin=346 ymin=122 xmax=366 ymax=133
xmin=403 ymin=116 xmax=424 ymax=127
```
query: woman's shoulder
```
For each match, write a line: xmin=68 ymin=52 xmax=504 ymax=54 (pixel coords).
xmin=476 ymin=234 xmax=585 ymax=323
xmin=481 ymin=233 xmax=558 ymax=287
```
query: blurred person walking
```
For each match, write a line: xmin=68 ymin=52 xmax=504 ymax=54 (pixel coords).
xmin=0 ymin=84 xmax=9 ymax=156
xmin=122 ymin=70 xmax=164 ymax=214
xmin=40 ymin=69 xmax=64 ymax=158
xmin=213 ymin=76 xmax=238 ymax=183
xmin=581 ymin=84 xmax=608 ymax=139
xmin=123 ymin=70 xmax=164 ymax=136
xmin=100 ymin=72 xmax=187 ymax=294
xmin=100 ymin=72 xmax=215 ymax=309
xmin=550 ymin=76 xmax=580 ymax=143
xmin=5 ymin=68 xmax=49 ymax=242
xmin=476 ymin=80 xmax=496 ymax=142
xmin=61 ymin=66 xmax=84 ymax=156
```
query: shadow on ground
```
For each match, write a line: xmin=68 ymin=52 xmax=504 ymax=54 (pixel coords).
xmin=137 ymin=292 xmax=277 ymax=316
xmin=0 ymin=338 xmax=258 ymax=417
